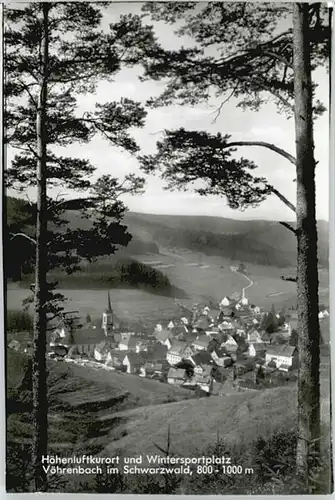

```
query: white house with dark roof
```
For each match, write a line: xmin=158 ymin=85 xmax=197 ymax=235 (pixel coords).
xmin=189 ymin=351 xmax=216 ymax=375
xmin=248 ymin=342 xmax=267 ymax=358
xmin=265 ymin=345 xmax=298 ymax=371
xmin=166 ymin=341 xmax=193 ymax=366
xmin=155 ymin=328 xmax=173 ymax=349
xmin=167 ymin=367 xmax=187 ymax=385
xmin=220 ymin=297 xmax=231 ymax=308
xmin=122 ymin=352 xmax=144 ymax=374
xmin=211 ymin=350 xmax=232 ymax=367
xmin=319 ymin=309 xmax=329 ymax=319
xmin=246 ymin=329 xmax=263 ymax=344
xmin=192 ymin=335 xmax=211 ymax=352
xmin=205 ymin=327 xmax=221 ymax=337
xmin=105 ymin=351 xmax=123 ymax=368
xmin=193 ymin=314 xmax=211 ymax=332
xmin=220 ymin=335 xmax=238 ymax=353
xmin=119 ymin=336 xmax=137 ymax=351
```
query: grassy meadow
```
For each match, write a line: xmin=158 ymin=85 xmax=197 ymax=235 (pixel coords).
xmin=103 ymin=386 xmax=298 ymax=459
xmin=7 ymin=248 xmax=329 ymax=330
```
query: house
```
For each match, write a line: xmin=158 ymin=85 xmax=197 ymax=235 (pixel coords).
xmin=155 ymin=328 xmax=173 ymax=349
xmin=189 ymin=351 xmax=216 ymax=375
xmin=220 ymin=335 xmax=238 ymax=353
xmin=105 ymin=351 xmax=123 ymax=368
xmin=319 ymin=309 xmax=329 ymax=319
xmin=246 ymin=329 xmax=263 ymax=344
xmin=205 ymin=327 xmax=221 ymax=337
xmin=167 ymin=367 xmax=187 ymax=385
xmin=50 ymin=321 xmax=107 ymax=350
xmin=261 ymin=332 xmax=272 ymax=344
xmin=220 ymin=297 xmax=231 ymax=308
xmin=142 ymin=361 xmax=166 ymax=378
xmin=145 ymin=342 xmax=168 ymax=362
xmin=94 ymin=341 xmax=113 ymax=361
xmin=219 ymin=322 xmax=236 ymax=334
xmin=211 ymin=350 xmax=232 ymax=367
xmin=8 ymin=339 xmax=20 ymax=351
xmin=195 ymin=363 xmax=214 ymax=377
xmin=192 ymin=335 xmax=211 ymax=351
xmin=166 ymin=341 xmax=192 ymax=365
xmin=135 ymin=339 xmax=149 ymax=353
xmin=193 ymin=373 xmax=213 ymax=393
xmin=68 ymin=343 xmax=96 ymax=357
xmin=119 ymin=336 xmax=137 ymax=351
xmin=248 ymin=342 xmax=267 ymax=358
xmin=236 ymin=327 xmax=246 ymax=337
xmin=49 ymin=345 xmax=68 ymax=358
xmin=119 ymin=331 xmax=136 ymax=340
xmin=122 ymin=353 xmax=144 ymax=374
xmin=265 ymin=345 xmax=298 ymax=371
xmin=173 ymin=324 xmax=189 ymax=338
xmin=193 ymin=314 xmax=211 ymax=332
xmin=114 ymin=333 xmax=121 ymax=344
xmin=184 ymin=331 xmax=199 ymax=344
xmin=218 ymin=308 xmax=235 ymax=322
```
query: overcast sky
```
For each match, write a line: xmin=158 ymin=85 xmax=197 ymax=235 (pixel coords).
xmin=7 ymin=2 xmax=329 ymax=221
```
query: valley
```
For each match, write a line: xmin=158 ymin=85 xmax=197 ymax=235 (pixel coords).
xmin=6 ymin=210 xmax=330 ymax=494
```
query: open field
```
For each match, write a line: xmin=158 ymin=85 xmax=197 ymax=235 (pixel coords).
xmin=7 ymin=349 xmax=197 ymax=458
xmin=52 ymin=361 xmax=196 ymax=409
xmin=133 ymin=248 xmax=329 ymax=308
xmin=7 ymin=248 xmax=329 ymax=329
xmin=102 ymin=386 xmax=297 ymax=459
xmin=7 ymin=286 xmax=183 ymax=331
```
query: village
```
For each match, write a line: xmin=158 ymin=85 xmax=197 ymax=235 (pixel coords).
xmin=9 ymin=286 xmax=330 ymax=397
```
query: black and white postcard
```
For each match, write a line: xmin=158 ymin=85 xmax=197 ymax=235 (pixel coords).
xmin=3 ymin=1 xmax=333 ymax=495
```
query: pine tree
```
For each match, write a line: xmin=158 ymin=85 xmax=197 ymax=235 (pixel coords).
xmin=293 ymin=3 xmax=321 ymax=481
xmin=278 ymin=308 xmax=286 ymax=327
xmin=140 ymin=2 xmax=329 ymax=482
xmin=4 ymin=3 xmax=157 ymax=491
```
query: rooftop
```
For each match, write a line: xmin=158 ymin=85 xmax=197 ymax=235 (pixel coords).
xmin=267 ymin=345 xmax=297 ymax=357
xmin=169 ymin=340 xmax=188 ymax=355
xmin=167 ymin=367 xmax=187 ymax=379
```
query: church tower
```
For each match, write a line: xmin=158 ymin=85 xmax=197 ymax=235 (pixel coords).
xmin=102 ymin=291 xmax=114 ymax=335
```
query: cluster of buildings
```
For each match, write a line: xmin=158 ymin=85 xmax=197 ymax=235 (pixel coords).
xmin=9 ymin=290 xmax=329 ymax=396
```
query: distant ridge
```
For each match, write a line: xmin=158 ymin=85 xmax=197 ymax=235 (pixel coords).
xmin=122 ymin=212 xmax=329 ymax=269
xmin=7 ymin=196 xmax=329 ymax=269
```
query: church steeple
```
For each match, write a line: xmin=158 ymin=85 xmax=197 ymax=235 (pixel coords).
xmin=106 ymin=290 xmax=112 ymax=313
xmin=102 ymin=291 xmax=114 ymax=335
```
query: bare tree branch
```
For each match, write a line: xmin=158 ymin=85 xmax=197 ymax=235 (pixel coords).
xmin=270 ymin=186 xmax=296 ymax=213
xmin=10 ymin=232 xmax=36 ymax=244
xmin=211 ymin=84 xmax=240 ymax=124
xmin=224 ymin=140 xmax=296 ymax=165
xmin=279 ymin=221 xmax=297 ymax=234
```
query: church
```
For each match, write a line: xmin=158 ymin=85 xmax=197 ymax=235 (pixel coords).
xmin=49 ymin=291 xmax=120 ymax=352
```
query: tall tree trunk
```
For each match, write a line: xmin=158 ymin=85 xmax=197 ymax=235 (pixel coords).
xmin=293 ymin=3 xmax=321 ymax=485
xmin=32 ymin=3 xmax=49 ymax=492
